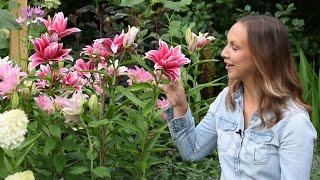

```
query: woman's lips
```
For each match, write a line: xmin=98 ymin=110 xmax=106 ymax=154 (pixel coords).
xmin=225 ymin=63 xmax=235 ymax=70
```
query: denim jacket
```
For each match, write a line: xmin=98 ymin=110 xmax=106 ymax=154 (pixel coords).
xmin=166 ymin=87 xmax=317 ymax=180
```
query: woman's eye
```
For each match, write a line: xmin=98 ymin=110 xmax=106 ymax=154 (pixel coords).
xmin=232 ymin=46 xmax=238 ymax=51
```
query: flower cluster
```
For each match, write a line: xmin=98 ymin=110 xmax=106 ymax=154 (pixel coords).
xmin=16 ymin=6 xmax=44 ymax=26
xmin=0 ymin=57 xmax=27 ymax=96
xmin=0 ymin=109 xmax=29 ymax=150
xmin=5 ymin=170 xmax=34 ymax=180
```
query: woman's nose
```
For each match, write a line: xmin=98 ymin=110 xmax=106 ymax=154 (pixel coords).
xmin=221 ymin=46 xmax=229 ymax=59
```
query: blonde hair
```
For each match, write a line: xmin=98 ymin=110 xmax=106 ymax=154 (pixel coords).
xmin=226 ymin=15 xmax=311 ymax=127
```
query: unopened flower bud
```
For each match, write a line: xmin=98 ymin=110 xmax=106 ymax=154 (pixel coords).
xmin=11 ymin=92 xmax=19 ymax=108
xmin=88 ymin=95 xmax=98 ymax=111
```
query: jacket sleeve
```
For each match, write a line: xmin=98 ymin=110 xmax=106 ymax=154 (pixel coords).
xmin=279 ymin=112 xmax=317 ymax=180
xmin=166 ymin=87 xmax=228 ymax=162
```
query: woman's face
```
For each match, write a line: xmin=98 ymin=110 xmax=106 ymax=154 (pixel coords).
xmin=221 ymin=22 xmax=256 ymax=81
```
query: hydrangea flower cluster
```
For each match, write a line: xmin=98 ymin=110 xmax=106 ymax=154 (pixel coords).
xmin=0 ymin=109 xmax=29 ymax=150
xmin=5 ymin=170 xmax=34 ymax=180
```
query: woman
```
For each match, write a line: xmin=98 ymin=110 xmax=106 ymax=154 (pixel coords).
xmin=162 ymin=15 xmax=317 ymax=179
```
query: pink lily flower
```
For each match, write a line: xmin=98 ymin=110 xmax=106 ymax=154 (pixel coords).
xmin=61 ymin=92 xmax=87 ymax=123
xmin=123 ymin=26 xmax=139 ymax=48
xmin=35 ymin=79 xmax=49 ymax=89
xmin=145 ymin=40 xmax=190 ymax=83
xmin=34 ymin=94 xmax=55 ymax=114
xmin=0 ymin=63 xmax=26 ymax=96
xmin=185 ymin=28 xmax=215 ymax=53
xmin=72 ymin=59 xmax=94 ymax=78
xmin=126 ymin=66 xmax=154 ymax=85
xmin=40 ymin=12 xmax=81 ymax=39
xmin=101 ymin=33 xmax=125 ymax=56
xmin=81 ymin=39 xmax=110 ymax=60
xmin=35 ymin=64 xmax=51 ymax=78
xmin=156 ymin=97 xmax=170 ymax=121
xmin=196 ymin=32 xmax=215 ymax=49
xmin=29 ymin=33 xmax=72 ymax=69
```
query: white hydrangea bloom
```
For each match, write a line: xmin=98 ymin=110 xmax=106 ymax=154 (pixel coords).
xmin=0 ymin=109 xmax=29 ymax=150
xmin=0 ymin=56 xmax=13 ymax=66
xmin=5 ymin=170 xmax=34 ymax=180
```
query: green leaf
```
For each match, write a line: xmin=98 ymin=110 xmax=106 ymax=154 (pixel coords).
xmin=144 ymin=124 xmax=167 ymax=153
xmin=44 ymin=137 xmax=56 ymax=155
xmin=127 ymin=83 xmax=153 ymax=92
xmin=93 ymin=166 xmax=111 ymax=178
xmin=143 ymin=101 xmax=155 ymax=117
xmin=188 ymin=59 xmax=220 ymax=69
xmin=3 ymin=155 xmax=12 ymax=172
xmin=0 ymin=150 xmax=9 ymax=177
xmin=0 ymin=9 xmax=20 ymax=29
xmin=15 ymin=142 xmax=34 ymax=168
xmin=88 ymin=118 xmax=109 ymax=128
xmin=120 ymin=0 xmax=144 ymax=7
xmin=69 ymin=166 xmax=89 ymax=174
xmin=49 ymin=124 xmax=61 ymax=139
xmin=115 ymin=120 xmax=143 ymax=134
xmin=117 ymin=86 xmax=145 ymax=107
xmin=164 ymin=0 xmax=192 ymax=11
xmin=18 ymin=133 xmax=42 ymax=150
xmin=0 ymin=37 xmax=8 ymax=49
xmin=53 ymin=154 xmax=67 ymax=173
xmin=8 ymin=1 xmax=19 ymax=11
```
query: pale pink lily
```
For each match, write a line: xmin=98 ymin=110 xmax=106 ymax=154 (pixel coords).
xmin=72 ymin=59 xmax=94 ymax=78
xmin=34 ymin=94 xmax=55 ymax=114
xmin=123 ymin=26 xmax=139 ymax=48
xmin=126 ymin=66 xmax=154 ymax=85
xmin=81 ymin=39 xmax=110 ymax=60
xmin=197 ymin=32 xmax=215 ymax=48
xmin=29 ymin=33 xmax=72 ymax=69
xmin=35 ymin=64 xmax=51 ymax=78
xmin=106 ymin=60 xmax=127 ymax=76
xmin=35 ymin=79 xmax=49 ymax=89
xmin=145 ymin=40 xmax=190 ymax=83
xmin=40 ymin=12 xmax=81 ymax=39
xmin=185 ymin=28 xmax=215 ymax=52
xmin=0 ymin=63 xmax=26 ymax=96
xmin=61 ymin=92 xmax=88 ymax=123
xmin=157 ymin=98 xmax=170 ymax=109
xmin=101 ymin=33 xmax=125 ymax=56
xmin=62 ymin=71 xmax=87 ymax=91
xmin=157 ymin=97 xmax=170 ymax=121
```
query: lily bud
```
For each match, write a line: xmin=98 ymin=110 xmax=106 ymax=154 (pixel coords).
xmin=88 ymin=94 xmax=98 ymax=111
xmin=11 ymin=92 xmax=19 ymax=108
xmin=185 ymin=28 xmax=192 ymax=45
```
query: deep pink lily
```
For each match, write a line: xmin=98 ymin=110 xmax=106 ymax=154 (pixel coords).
xmin=40 ymin=12 xmax=81 ymax=39
xmin=145 ymin=40 xmax=190 ymax=83
xmin=29 ymin=33 xmax=72 ymax=69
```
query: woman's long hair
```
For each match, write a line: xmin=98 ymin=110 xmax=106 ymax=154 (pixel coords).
xmin=226 ymin=14 xmax=311 ymax=127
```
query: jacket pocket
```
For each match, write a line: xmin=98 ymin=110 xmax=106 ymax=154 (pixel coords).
xmin=217 ymin=116 xmax=237 ymax=152
xmin=245 ymin=131 xmax=274 ymax=165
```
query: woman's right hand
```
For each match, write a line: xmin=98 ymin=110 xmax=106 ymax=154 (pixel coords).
xmin=160 ymin=80 xmax=189 ymax=118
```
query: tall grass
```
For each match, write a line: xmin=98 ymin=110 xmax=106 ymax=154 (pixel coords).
xmin=297 ymin=47 xmax=320 ymax=135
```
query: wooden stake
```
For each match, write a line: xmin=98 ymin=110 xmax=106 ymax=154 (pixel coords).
xmin=9 ymin=0 xmax=28 ymax=71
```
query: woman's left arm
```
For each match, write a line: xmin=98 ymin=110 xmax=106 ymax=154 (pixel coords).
xmin=279 ymin=112 xmax=317 ymax=180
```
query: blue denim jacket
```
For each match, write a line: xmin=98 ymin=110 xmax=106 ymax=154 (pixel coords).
xmin=166 ymin=87 xmax=317 ymax=180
